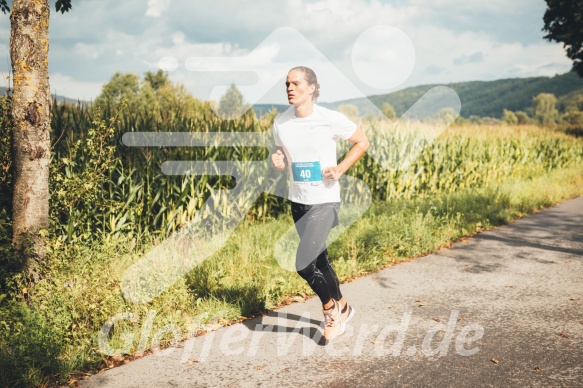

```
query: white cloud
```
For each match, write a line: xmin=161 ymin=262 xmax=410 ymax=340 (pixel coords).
xmin=172 ymin=32 xmax=185 ymax=46
xmin=404 ymin=25 xmax=573 ymax=86
xmin=50 ymin=73 xmax=103 ymax=101
xmin=146 ymin=0 xmax=171 ymax=17
xmin=73 ymin=43 xmax=101 ymax=60
xmin=351 ymin=26 xmax=416 ymax=89
xmin=158 ymin=57 xmax=179 ymax=72
xmin=0 ymin=0 xmax=573 ymax=102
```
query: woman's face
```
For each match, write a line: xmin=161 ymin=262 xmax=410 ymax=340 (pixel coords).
xmin=285 ymin=70 xmax=315 ymax=107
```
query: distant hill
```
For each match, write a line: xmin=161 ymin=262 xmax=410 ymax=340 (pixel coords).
xmin=252 ymin=103 xmax=290 ymax=117
xmin=255 ymin=72 xmax=583 ymax=119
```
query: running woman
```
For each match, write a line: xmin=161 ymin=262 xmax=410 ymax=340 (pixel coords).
xmin=271 ymin=66 xmax=370 ymax=340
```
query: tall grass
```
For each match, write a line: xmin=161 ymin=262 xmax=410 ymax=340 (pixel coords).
xmin=46 ymin=102 xmax=583 ymax=243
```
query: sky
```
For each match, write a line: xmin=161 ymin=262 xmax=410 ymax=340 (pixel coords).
xmin=0 ymin=0 xmax=573 ymax=104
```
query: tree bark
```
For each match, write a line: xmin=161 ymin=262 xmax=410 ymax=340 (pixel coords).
xmin=10 ymin=0 xmax=50 ymax=262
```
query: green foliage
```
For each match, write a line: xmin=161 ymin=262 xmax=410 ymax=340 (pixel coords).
xmin=0 ymin=96 xmax=20 ymax=289
xmin=93 ymin=71 xmax=204 ymax=123
xmin=559 ymin=89 xmax=583 ymax=112
xmin=562 ymin=108 xmax=583 ymax=124
xmin=515 ymin=111 xmax=530 ymax=124
xmin=342 ymin=122 xmax=583 ymax=203
xmin=381 ymin=102 xmax=396 ymax=120
xmin=47 ymin=91 xmax=275 ymax=243
xmin=94 ymin=72 xmax=141 ymax=109
xmin=436 ymin=107 xmax=457 ymax=123
xmin=0 ymin=0 xmax=70 ymax=14
xmin=533 ymin=93 xmax=559 ymax=124
xmin=143 ymin=69 xmax=170 ymax=91
xmin=337 ymin=104 xmax=360 ymax=121
xmin=0 ymin=303 xmax=69 ymax=387
xmin=543 ymin=0 xmax=583 ymax=77
xmin=217 ymin=83 xmax=249 ymax=119
xmin=0 ymin=96 xmax=12 ymax=211
xmin=363 ymin=111 xmax=379 ymax=122
xmin=502 ymin=109 xmax=518 ymax=125
xmin=55 ymin=0 xmax=73 ymax=14
xmin=50 ymin=105 xmax=120 ymax=242
xmin=0 ymin=0 xmax=8 ymax=14
xmin=43 ymin=98 xmax=583 ymax=244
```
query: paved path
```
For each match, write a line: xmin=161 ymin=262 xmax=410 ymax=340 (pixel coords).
xmin=81 ymin=197 xmax=583 ymax=388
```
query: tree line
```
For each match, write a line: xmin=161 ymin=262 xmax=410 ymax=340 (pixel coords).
xmin=334 ymin=91 xmax=583 ymax=126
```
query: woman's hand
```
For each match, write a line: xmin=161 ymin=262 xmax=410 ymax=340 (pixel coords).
xmin=324 ymin=128 xmax=369 ymax=181
xmin=271 ymin=148 xmax=286 ymax=171
xmin=322 ymin=166 xmax=343 ymax=181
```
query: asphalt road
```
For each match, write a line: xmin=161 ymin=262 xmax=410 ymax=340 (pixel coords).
xmin=80 ymin=196 xmax=583 ymax=388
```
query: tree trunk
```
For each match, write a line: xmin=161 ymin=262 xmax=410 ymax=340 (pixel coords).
xmin=10 ymin=0 xmax=50 ymax=263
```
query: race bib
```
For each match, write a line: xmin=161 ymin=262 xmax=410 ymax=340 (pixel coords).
xmin=292 ymin=161 xmax=322 ymax=183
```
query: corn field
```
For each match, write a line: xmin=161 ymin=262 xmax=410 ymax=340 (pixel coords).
xmin=345 ymin=119 xmax=583 ymax=203
xmin=2 ymin=98 xmax=582 ymax=244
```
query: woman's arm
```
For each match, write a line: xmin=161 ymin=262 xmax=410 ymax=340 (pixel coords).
xmin=322 ymin=128 xmax=369 ymax=181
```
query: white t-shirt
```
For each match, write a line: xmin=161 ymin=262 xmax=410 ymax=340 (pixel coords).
xmin=273 ymin=104 xmax=357 ymax=204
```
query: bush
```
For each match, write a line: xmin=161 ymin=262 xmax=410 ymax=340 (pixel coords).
xmin=502 ymin=109 xmax=518 ymax=125
xmin=562 ymin=109 xmax=583 ymax=125
xmin=533 ymin=93 xmax=559 ymax=124
xmin=0 ymin=303 xmax=68 ymax=387
xmin=381 ymin=102 xmax=396 ymax=121
xmin=337 ymin=104 xmax=360 ymax=122
xmin=515 ymin=111 xmax=530 ymax=125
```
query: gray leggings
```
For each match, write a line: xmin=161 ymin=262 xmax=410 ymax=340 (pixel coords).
xmin=291 ymin=201 xmax=342 ymax=304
